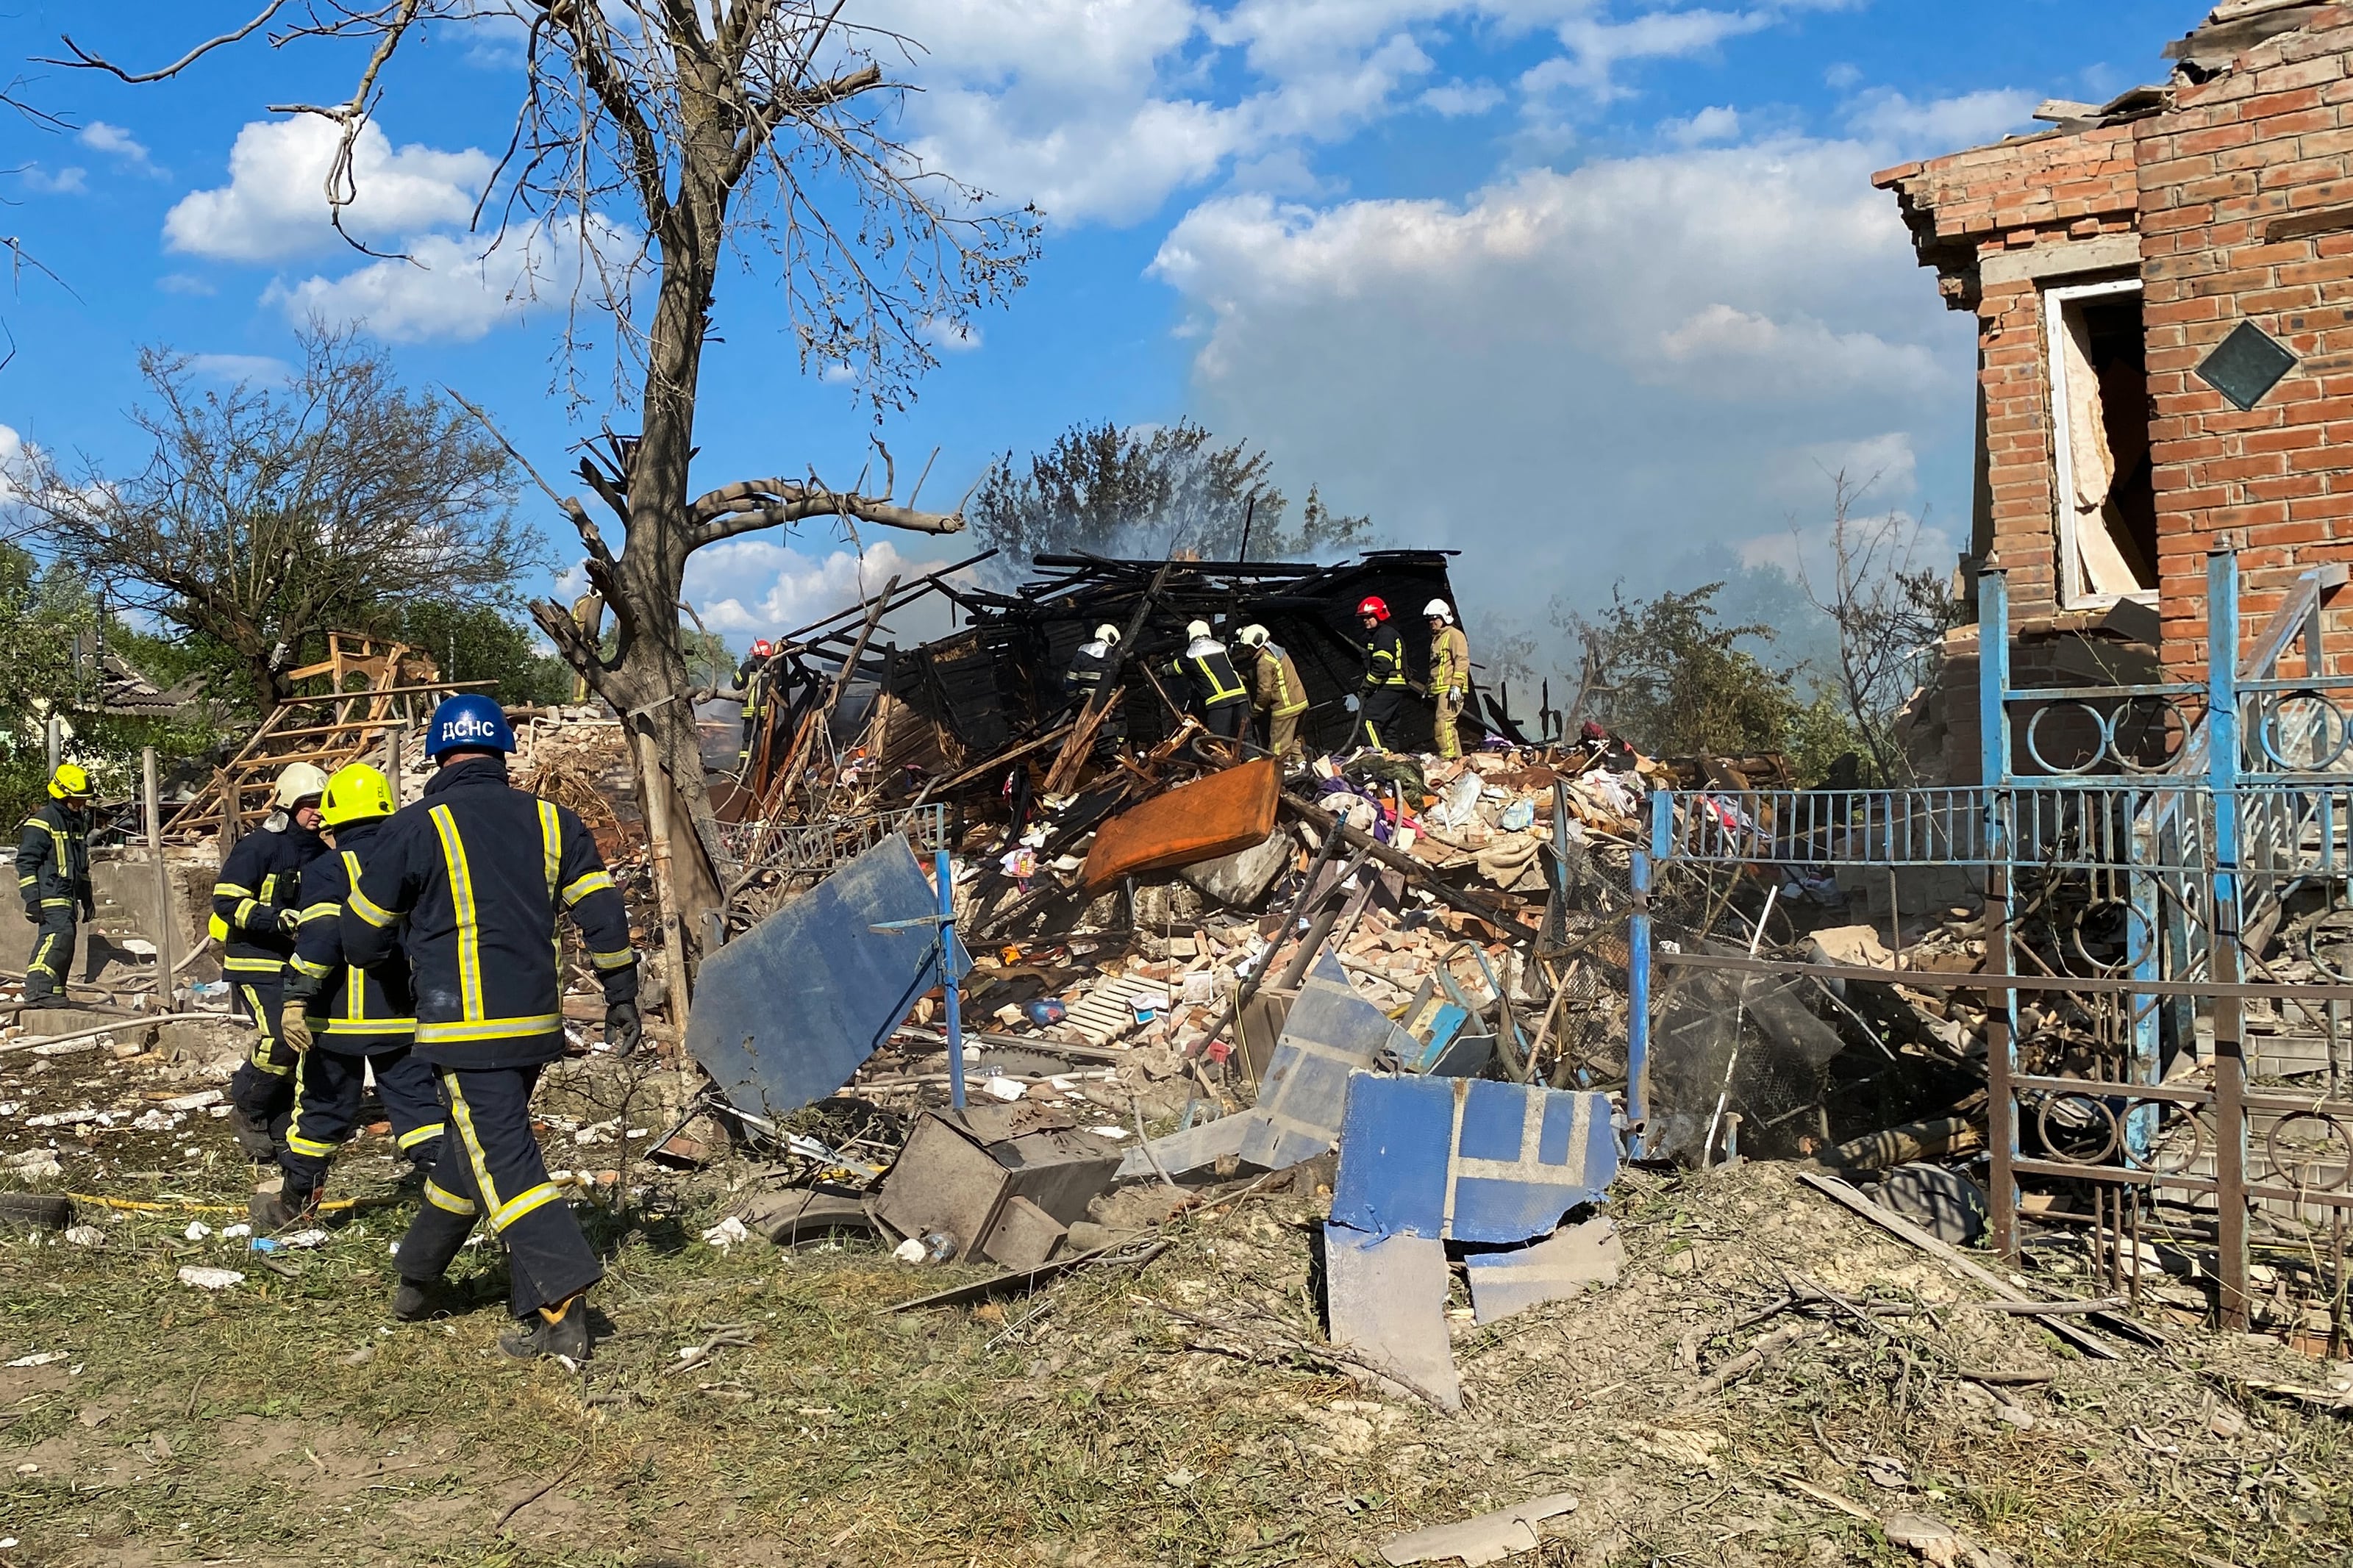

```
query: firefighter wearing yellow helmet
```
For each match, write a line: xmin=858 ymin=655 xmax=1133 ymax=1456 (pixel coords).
xmin=214 ymin=762 xmax=332 ymax=1161
xmin=254 ymin=763 xmax=446 ymax=1230
xmin=15 ymin=763 xmax=94 ymax=1006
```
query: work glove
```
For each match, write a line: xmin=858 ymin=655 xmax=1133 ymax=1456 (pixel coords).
xmin=278 ymin=1007 xmax=314 ymax=1056
xmin=21 ymin=903 xmax=38 ymax=926
xmin=1343 ymin=694 xmax=1360 ymax=714
xmin=606 ymin=999 xmax=643 ymax=1058
xmin=78 ymin=898 xmax=95 ymax=922
xmin=273 ymin=907 xmax=303 ymax=937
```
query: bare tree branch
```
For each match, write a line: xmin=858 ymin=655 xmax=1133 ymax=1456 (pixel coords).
xmin=46 ymin=1 xmax=291 ymax=83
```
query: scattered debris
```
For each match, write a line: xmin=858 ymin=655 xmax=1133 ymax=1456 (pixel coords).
xmin=175 ymin=1267 xmax=244 ymax=1290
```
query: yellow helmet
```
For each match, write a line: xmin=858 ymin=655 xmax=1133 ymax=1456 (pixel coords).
xmin=271 ymin=762 xmax=331 ymax=809
xmin=320 ymin=763 xmax=394 ymax=826
xmin=46 ymin=762 xmax=91 ymax=800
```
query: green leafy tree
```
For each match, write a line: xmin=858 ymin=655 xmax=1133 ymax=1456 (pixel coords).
xmin=1559 ymin=581 xmax=1862 ymax=774
xmin=969 ymin=418 xmax=1373 ymax=572
xmin=371 ymin=601 xmax=574 ymax=711
xmin=13 ymin=328 xmax=539 ymax=710
xmin=0 ymin=545 xmax=225 ymax=824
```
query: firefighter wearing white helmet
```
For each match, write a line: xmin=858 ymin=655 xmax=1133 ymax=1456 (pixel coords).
xmin=1235 ymin=624 xmax=1310 ymax=765
xmin=215 ymin=762 xmax=333 ymax=1160
xmin=1063 ymin=623 xmax=1128 ymax=762
xmin=257 ymin=762 xmax=449 ymax=1231
xmin=1161 ymin=618 xmax=1250 ymax=741
xmin=1425 ymin=600 xmax=1471 ymax=761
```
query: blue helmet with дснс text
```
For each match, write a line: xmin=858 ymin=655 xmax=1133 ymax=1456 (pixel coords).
xmin=425 ymin=694 xmax=516 ymax=758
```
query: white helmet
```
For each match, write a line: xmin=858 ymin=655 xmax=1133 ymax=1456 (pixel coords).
xmin=272 ymin=762 xmax=331 ymax=809
xmin=1093 ymin=624 xmax=1121 ymax=646
xmin=1237 ymin=624 xmax=1271 ymax=649
xmin=1185 ymin=619 xmax=1213 ymax=641
xmin=1424 ymin=599 xmax=1454 ymax=624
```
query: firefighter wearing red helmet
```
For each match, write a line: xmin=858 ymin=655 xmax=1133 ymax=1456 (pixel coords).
xmin=1353 ymin=595 xmax=1409 ymax=750
xmin=737 ymin=638 xmax=776 ymax=767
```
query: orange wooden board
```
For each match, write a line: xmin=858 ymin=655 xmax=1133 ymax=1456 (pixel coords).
xmin=1082 ymin=759 xmax=1279 ymax=891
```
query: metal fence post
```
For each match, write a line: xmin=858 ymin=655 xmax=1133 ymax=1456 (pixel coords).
xmin=1978 ymin=568 xmax=2021 ymax=1260
xmin=2207 ymin=547 xmax=2252 ymax=1329
xmin=1626 ymin=791 xmax=1665 ymax=1158
xmin=143 ymin=748 xmax=175 ymax=1004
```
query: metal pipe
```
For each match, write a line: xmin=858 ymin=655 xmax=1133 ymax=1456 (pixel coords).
xmin=937 ymin=844 xmax=965 ymax=1111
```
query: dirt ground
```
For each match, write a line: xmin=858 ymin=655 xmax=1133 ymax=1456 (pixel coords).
xmin=4 ymin=1028 xmax=2352 ymax=1568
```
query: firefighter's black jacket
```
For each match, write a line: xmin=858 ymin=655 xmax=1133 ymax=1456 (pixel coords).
xmin=346 ymin=756 xmax=638 ymax=1070
xmin=15 ymin=802 xmax=90 ymax=914
xmin=1363 ymin=623 xmax=1408 ymax=690
xmin=288 ymin=817 xmax=416 ymax=1054
xmin=213 ymin=820 xmax=327 ymax=976
xmin=1162 ymin=637 xmax=1250 ymax=714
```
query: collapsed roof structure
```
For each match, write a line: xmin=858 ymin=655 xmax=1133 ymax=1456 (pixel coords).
xmin=732 ymin=548 xmax=1520 ymax=813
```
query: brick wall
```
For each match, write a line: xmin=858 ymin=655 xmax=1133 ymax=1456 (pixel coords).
xmin=1877 ymin=128 xmax=2140 ymax=635
xmin=2141 ymin=8 xmax=2353 ymax=680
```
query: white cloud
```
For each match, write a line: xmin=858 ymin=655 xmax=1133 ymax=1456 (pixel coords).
xmin=165 ymin=118 xmax=493 ymax=262
xmin=1843 ymin=88 xmax=2038 ymax=154
xmin=79 ymin=121 xmax=158 ymax=173
xmin=1421 ymin=80 xmax=1505 ymax=117
xmin=685 ymin=538 xmax=961 ymax=637
xmin=19 ymin=165 xmax=86 ymax=196
xmin=156 ymin=273 xmax=217 ymax=296
xmin=263 ymin=218 xmax=626 ymax=343
xmin=1148 ymin=129 xmax=1970 ymax=616
xmin=185 ymin=354 xmax=292 ymax=384
xmin=1662 ymin=104 xmax=1741 ymax=146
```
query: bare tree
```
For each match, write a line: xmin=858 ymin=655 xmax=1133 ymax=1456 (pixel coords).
xmin=56 ymin=4 xmax=1042 ymax=981
xmin=14 ymin=327 xmax=533 ymax=710
xmin=1794 ymin=470 xmax=1957 ymax=786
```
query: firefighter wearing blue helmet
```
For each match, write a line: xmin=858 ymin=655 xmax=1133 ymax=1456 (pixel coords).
xmin=344 ymin=694 xmax=640 ymax=1358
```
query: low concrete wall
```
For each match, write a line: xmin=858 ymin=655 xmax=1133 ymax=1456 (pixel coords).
xmin=3 ymin=845 xmax=220 ymax=990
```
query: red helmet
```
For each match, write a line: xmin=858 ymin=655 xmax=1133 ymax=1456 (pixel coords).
xmin=751 ymin=639 xmax=773 ymax=657
xmin=1356 ymin=596 xmax=1389 ymax=621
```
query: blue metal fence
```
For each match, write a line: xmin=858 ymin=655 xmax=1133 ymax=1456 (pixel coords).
xmin=1632 ymin=548 xmax=2353 ymax=1331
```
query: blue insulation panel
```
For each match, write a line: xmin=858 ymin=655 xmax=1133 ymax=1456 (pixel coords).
xmin=1328 ymin=1073 xmax=1618 ymax=1245
xmin=1235 ymin=951 xmax=1416 ymax=1171
xmin=686 ymin=834 xmax=971 ymax=1122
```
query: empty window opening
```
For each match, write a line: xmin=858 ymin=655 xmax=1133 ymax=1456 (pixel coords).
xmin=2048 ymin=279 xmax=2157 ymax=605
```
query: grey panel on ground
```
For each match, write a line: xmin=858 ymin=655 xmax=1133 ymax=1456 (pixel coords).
xmin=1379 ymin=1492 xmax=1579 ymax=1567
xmin=686 ymin=834 xmax=969 ymax=1121
xmin=1116 ymin=1109 xmax=1252 ymax=1180
xmin=1235 ymin=951 xmax=1414 ymax=1170
xmin=1464 ymin=1217 xmax=1624 ymax=1325
xmin=1324 ymin=1225 xmax=1461 ymax=1412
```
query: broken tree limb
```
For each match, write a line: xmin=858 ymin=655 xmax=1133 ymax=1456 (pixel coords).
xmin=1278 ymin=793 xmax=1542 ymax=942
xmin=1796 ymin=1172 xmax=2120 ymax=1361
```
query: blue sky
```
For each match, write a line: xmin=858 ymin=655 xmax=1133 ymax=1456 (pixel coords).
xmin=0 ymin=1 xmax=2206 ymax=662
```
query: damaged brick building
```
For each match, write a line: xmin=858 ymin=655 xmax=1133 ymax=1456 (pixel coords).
xmin=1878 ymin=1 xmax=2353 ymax=781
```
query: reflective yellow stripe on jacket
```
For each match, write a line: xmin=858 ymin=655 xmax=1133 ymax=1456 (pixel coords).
xmin=1193 ymin=655 xmax=1247 ymax=705
xmin=429 ymin=805 xmax=485 ymax=1025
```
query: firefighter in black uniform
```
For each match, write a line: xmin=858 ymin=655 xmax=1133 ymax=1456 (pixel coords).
xmin=215 ymin=762 xmax=331 ymax=1160
xmin=1062 ymin=623 xmax=1127 ymax=762
xmin=735 ymin=638 xmax=774 ymax=767
xmin=348 ymin=695 xmax=640 ymax=1359
xmin=16 ymin=763 xmax=93 ymax=1005
xmin=1162 ymin=619 xmax=1251 ymax=741
xmin=1354 ymin=595 xmax=1411 ymax=751
xmin=254 ymin=762 xmax=446 ymax=1230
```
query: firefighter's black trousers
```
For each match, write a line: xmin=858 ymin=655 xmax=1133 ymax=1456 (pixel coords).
xmin=22 ymin=906 xmax=74 ymax=1000
xmin=279 ymin=1045 xmax=446 ymax=1195
xmin=227 ymin=975 xmax=299 ymax=1122
xmin=395 ymin=1064 xmax=602 ymax=1317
